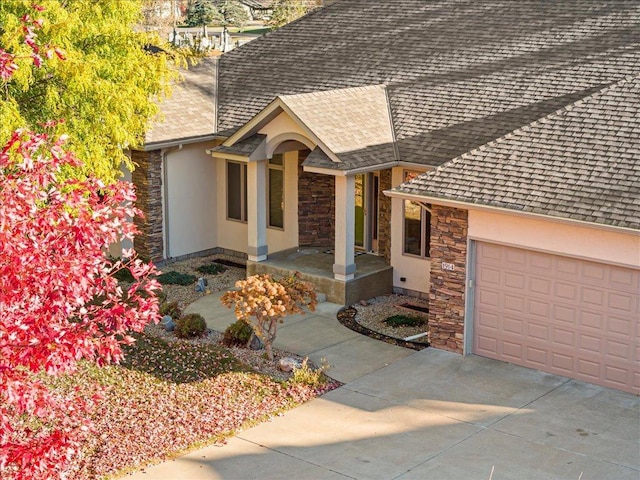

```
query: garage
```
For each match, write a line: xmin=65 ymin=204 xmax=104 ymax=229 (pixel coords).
xmin=473 ymin=242 xmax=639 ymax=394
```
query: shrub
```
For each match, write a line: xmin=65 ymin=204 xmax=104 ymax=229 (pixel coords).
xmin=383 ymin=314 xmax=425 ymax=328
xmin=159 ymin=301 xmax=182 ymax=320
xmin=175 ymin=313 xmax=207 ymax=339
xmin=222 ymin=320 xmax=253 ymax=347
xmin=156 ymin=271 xmax=197 ymax=286
xmin=196 ymin=263 xmax=227 ymax=275
xmin=290 ymin=358 xmax=329 ymax=388
xmin=156 ymin=289 xmax=167 ymax=304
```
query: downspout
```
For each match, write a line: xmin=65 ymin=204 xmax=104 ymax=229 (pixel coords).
xmin=161 ymin=145 xmax=183 ymax=260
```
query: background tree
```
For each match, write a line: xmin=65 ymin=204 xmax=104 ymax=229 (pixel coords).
xmin=268 ymin=0 xmax=313 ymax=29
xmin=0 ymin=0 xmax=178 ymax=182
xmin=221 ymin=273 xmax=317 ymax=361
xmin=185 ymin=0 xmax=218 ymax=36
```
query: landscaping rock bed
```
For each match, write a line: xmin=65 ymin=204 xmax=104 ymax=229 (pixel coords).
xmin=338 ymin=294 xmax=430 ymax=351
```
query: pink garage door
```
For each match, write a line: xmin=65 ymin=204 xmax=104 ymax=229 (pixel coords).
xmin=473 ymin=242 xmax=639 ymax=394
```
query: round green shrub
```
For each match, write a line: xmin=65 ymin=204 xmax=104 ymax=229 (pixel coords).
xmin=383 ymin=314 xmax=426 ymax=328
xmin=196 ymin=263 xmax=227 ymax=275
xmin=156 ymin=271 xmax=197 ymax=286
xmin=222 ymin=320 xmax=253 ymax=347
xmin=159 ymin=301 xmax=182 ymax=320
xmin=175 ymin=313 xmax=207 ymax=339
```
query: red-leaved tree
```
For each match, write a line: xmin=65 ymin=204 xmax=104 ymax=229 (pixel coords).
xmin=0 ymin=129 xmax=161 ymax=479
xmin=0 ymin=9 xmax=160 ymax=477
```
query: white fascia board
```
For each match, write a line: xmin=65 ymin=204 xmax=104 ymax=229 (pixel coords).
xmin=210 ymin=151 xmax=249 ymax=161
xmin=384 ymin=190 xmax=640 ymax=236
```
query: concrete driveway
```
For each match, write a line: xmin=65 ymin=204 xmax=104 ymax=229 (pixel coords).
xmin=129 ymin=346 xmax=639 ymax=479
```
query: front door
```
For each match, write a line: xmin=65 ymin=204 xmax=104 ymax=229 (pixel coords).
xmin=354 ymin=173 xmax=379 ymax=252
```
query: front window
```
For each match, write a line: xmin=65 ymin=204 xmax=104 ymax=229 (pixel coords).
xmin=403 ymin=171 xmax=431 ymax=258
xmin=227 ymin=160 xmax=247 ymax=222
xmin=268 ymin=154 xmax=284 ymax=228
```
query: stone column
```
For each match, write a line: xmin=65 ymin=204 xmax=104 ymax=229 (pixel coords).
xmin=131 ymin=149 xmax=164 ymax=263
xmin=333 ymin=175 xmax=356 ymax=281
xmin=247 ymin=160 xmax=267 ymax=262
xmin=429 ymin=205 xmax=468 ymax=353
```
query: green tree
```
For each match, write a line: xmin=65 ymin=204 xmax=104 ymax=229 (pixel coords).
xmin=0 ymin=0 xmax=178 ymax=182
xmin=185 ymin=0 xmax=218 ymax=35
xmin=268 ymin=0 xmax=311 ymax=29
xmin=213 ymin=0 xmax=249 ymax=30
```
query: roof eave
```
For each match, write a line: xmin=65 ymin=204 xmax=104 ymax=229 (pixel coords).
xmin=384 ymin=190 xmax=640 ymax=236
xmin=143 ymin=134 xmax=218 ymax=151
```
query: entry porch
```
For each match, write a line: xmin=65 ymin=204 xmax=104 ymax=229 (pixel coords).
xmin=247 ymin=247 xmax=392 ymax=305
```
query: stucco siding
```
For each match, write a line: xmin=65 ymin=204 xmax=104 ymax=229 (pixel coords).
xmin=468 ymin=210 xmax=640 ymax=269
xmin=165 ymin=142 xmax=218 ymax=258
xmin=390 ymin=166 xmax=430 ymax=296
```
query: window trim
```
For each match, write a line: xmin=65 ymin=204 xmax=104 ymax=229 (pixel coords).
xmin=226 ymin=160 xmax=247 ymax=223
xmin=267 ymin=154 xmax=285 ymax=230
xmin=402 ymin=170 xmax=431 ymax=259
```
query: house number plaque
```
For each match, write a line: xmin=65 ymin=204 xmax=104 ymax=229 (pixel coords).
xmin=441 ymin=262 xmax=455 ymax=271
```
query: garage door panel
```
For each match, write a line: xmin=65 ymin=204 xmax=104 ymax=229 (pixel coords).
xmin=581 ymin=287 xmax=604 ymax=306
xmin=474 ymin=242 xmax=639 ymax=394
xmin=552 ymin=327 xmax=575 ymax=347
xmin=552 ymin=304 xmax=577 ymax=325
xmin=551 ymin=352 xmax=574 ymax=375
xmin=554 ymin=282 xmax=579 ymax=301
xmin=502 ymin=316 xmax=524 ymax=335
xmin=609 ymin=291 xmax=634 ymax=313
xmin=529 ymin=276 xmax=552 ymax=295
xmin=525 ymin=346 xmax=549 ymax=368
xmin=609 ymin=267 xmax=638 ymax=291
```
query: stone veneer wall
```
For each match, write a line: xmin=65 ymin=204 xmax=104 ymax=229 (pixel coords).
xmin=377 ymin=169 xmax=392 ymax=264
xmin=297 ymin=150 xmax=335 ymax=247
xmin=429 ymin=205 xmax=468 ymax=353
xmin=131 ymin=149 xmax=164 ymax=263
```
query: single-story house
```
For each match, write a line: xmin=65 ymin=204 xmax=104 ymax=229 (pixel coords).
xmin=133 ymin=0 xmax=639 ymax=393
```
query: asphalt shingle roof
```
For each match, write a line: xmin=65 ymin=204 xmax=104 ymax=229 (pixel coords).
xmin=394 ymin=75 xmax=640 ymax=230
xmin=280 ymin=85 xmax=397 ymax=169
xmin=217 ymin=0 xmax=640 ymax=167
xmin=145 ymin=57 xmax=217 ymax=146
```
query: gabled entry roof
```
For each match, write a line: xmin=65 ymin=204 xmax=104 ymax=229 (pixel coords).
xmin=212 ymin=85 xmax=397 ymax=173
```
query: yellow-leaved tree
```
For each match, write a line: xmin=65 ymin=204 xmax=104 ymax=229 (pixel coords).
xmin=0 ymin=0 xmax=180 ymax=182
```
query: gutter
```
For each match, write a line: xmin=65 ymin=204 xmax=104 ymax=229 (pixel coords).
xmin=384 ymin=189 xmax=640 ymax=236
xmin=145 ymin=134 xmax=218 ymax=151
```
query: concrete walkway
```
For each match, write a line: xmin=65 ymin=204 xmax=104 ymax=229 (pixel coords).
xmin=128 ymin=293 xmax=640 ymax=480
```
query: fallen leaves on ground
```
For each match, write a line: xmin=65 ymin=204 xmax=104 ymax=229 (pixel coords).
xmin=48 ymin=333 xmax=338 ymax=479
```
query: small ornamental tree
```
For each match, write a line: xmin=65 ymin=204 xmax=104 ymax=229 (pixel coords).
xmin=221 ymin=273 xmax=317 ymax=361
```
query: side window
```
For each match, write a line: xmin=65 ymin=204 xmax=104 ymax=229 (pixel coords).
xmin=227 ymin=160 xmax=247 ymax=222
xmin=268 ymin=154 xmax=284 ymax=228
xmin=403 ymin=171 xmax=431 ymax=258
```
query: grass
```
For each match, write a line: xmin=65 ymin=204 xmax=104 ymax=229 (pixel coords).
xmin=46 ymin=331 xmax=336 ymax=479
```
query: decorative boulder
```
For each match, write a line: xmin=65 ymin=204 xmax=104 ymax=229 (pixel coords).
xmin=248 ymin=333 xmax=264 ymax=351
xmin=161 ymin=315 xmax=175 ymax=332
xmin=279 ymin=357 xmax=303 ymax=372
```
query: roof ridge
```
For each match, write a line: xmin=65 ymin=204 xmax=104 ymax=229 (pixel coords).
xmin=278 ymin=84 xmax=386 ymax=101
